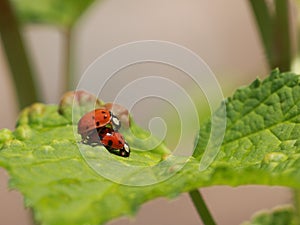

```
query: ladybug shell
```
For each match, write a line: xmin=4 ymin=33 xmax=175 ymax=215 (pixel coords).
xmin=98 ymin=127 xmax=113 ymax=139
xmin=78 ymin=109 xmax=111 ymax=138
xmin=101 ymin=132 xmax=125 ymax=150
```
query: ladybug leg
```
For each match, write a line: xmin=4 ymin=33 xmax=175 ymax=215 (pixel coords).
xmin=106 ymin=148 xmax=119 ymax=156
xmin=104 ymin=146 xmax=129 ymax=157
xmin=104 ymin=145 xmax=113 ymax=151
xmin=80 ymin=133 xmax=89 ymax=144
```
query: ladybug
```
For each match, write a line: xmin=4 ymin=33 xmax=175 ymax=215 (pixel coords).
xmin=100 ymin=130 xmax=130 ymax=157
xmin=97 ymin=126 xmax=112 ymax=139
xmin=83 ymin=129 xmax=101 ymax=145
xmin=78 ymin=109 xmax=121 ymax=142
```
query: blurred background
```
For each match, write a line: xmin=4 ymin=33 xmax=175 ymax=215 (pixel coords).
xmin=0 ymin=0 xmax=295 ymax=224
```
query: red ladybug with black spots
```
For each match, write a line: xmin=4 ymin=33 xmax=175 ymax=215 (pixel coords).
xmin=78 ymin=109 xmax=130 ymax=157
xmin=77 ymin=109 xmax=121 ymax=142
xmin=99 ymin=128 xmax=130 ymax=157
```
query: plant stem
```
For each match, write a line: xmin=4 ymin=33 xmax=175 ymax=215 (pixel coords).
xmin=274 ymin=0 xmax=291 ymax=71
xmin=248 ymin=0 xmax=292 ymax=71
xmin=0 ymin=0 xmax=39 ymax=109
xmin=189 ymin=189 xmax=216 ymax=225
xmin=62 ymin=27 xmax=74 ymax=93
xmin=248 ymin=0 xmax=274 ymax=69
xmin=291 ymin=1 xmax=300 ymax=73
xmin=294 ymin=189 xmax=300 ymax=224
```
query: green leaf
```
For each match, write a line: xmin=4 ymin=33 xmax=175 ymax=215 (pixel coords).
xmin=195 ymin=69 xmax=300 ymax=187
xmin=11 ymin=0 xmax=98 ymax=27
xmin=1 ymin=70 xmax=300 ymax=224
xmin=241 ymin=206 xmax=296 ymax=225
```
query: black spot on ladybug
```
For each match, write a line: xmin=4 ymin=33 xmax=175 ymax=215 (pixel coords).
xmin=118 ymin=140 xmax=122 ymax=144
xmin=101 ymin=110 xmax=106 ymax=114
xmin=108 ymin=140 xmax=113 ymax=146
xmin=103 ymin=115 xmax=107 ymax=119
xmin=86 ymin=126 xmax=89 ymax=129
xmin=92 ymin=116 xmax=95 ymax=119
xmin=96 ymin=121 xmax=100 ymax=126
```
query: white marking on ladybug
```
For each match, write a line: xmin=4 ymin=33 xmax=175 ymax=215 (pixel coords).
xmin=124 ymin=142 xmax=130 ymax=153
xmin=112 ymin=116 xmax=120 ymax=127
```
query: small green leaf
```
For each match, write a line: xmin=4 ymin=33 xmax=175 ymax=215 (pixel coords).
xmin=11 ymin=0 xmax=98 ymax=27
xmin=1 ymin=70 xmax=300 ymax=224
xmin=242 ymin=206 xmax=296 ymax=225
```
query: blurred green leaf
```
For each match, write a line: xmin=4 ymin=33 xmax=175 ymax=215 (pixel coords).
xmin=2 ymin=71 xmax=300 ymax=224
xmin=11 ymin=0 xmax=98 ymax=27
xmin=242 ymin=206 xmax=296 ymax=225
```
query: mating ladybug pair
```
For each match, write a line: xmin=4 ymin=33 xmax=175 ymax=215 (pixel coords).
xmin=77 ymin=109 xmax=130 ymax=157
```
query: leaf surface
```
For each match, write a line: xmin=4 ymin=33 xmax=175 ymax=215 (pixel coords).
xmin=241 ymin=206 xmax=296 ymax=225
xmin=1 ymin=70 xmax=300 ymax=224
